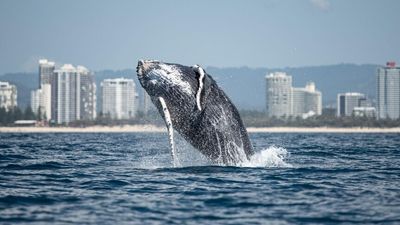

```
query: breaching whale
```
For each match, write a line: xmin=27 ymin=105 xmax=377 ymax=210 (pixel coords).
xmin=137 ymin=60 xmax=254 ymax=166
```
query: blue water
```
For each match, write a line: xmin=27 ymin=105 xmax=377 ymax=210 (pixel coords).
xmin=0 ymin=133 xmax=399 ymax=224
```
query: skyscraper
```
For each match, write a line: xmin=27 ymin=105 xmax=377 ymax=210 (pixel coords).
xmin=52 ymin=64 xmax=81 ymax=124
xmin=142 ymin=90 xmax=155 ymax=115
xmin=377 ymin=61 xmax=400 ymax=119
xmin=101 ymin=78 xmax=137 ymax=119
xmin=266 ymin=72 xmax=322 ymax=118
xmin=266 ymin=72 xmax=292 ymax=117
xmin=337 ymin=92 xmax=367 ymax=117
xmin=0 ymin=81 xmax=17 ymax=111
xmin=31 ymin=84 xmax=51 ymax=120
xmin=78 ymin=66 xmax=97 ymax=120
xmin=292 ymin=82 xmax=322 ymax=118
xmin=36 ymin=60 xmax=97 ymax=124
xmin=39 ymin=59 xmax=55 ymax=86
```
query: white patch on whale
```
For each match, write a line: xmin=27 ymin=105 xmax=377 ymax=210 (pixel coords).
xmin=159 ymin=96 xmax=180 ymax=167
xmin=150 ymin=64 xmax=192 ymax=95
xmin=193 ymin=65 xmax=205 ymax=111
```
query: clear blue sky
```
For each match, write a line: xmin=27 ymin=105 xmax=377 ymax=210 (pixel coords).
xmin=0 ymin=0 xmax=399 ymax=73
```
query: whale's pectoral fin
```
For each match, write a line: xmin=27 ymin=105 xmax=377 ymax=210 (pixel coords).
xmin=158 ymin=97 xmax=179 ymax=167
xmin=192 ymin=65 xmax=211 ymax=111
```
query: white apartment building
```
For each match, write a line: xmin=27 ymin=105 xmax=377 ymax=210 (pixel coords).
xmin=266 ymin=72 xmax=322 ymax=118
xmin=292 ymin=82 xmax=322 ymax=118
xmin=337 ymin=92 xmax=367 ymax=117
xmin=78 ymin=66 xmax=97 ymax=121
xmin=39 ymin=59 xmax=55 ymax=86
xmin=353 ymin=107 xmax=376 ymax=118
xmin=101 ymin=78 xmax=137 ymax=119
xmin=31 ymin=84 xmax=51 ymax=120
xmin=142 ymin=91 xmax=155 ymax=115
xmin=266 ymin=72 xmax=292 ymax=117
xmin=53 ymin=64 xmax=81 ymax=124
xmin=0 ymin=81 xmax=17 ymax=111
xmin=377 ymin=61 xmax=400 ymax=119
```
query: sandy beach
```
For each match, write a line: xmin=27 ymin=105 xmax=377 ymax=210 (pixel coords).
xmin=0 ymin=125 xmax=400 ymax=133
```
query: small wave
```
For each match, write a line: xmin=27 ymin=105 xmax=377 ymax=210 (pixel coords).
xmin=240 ymin=146 xmax=292 ymax=168
xmin=4 ymin=161 xmax=69 ymax=170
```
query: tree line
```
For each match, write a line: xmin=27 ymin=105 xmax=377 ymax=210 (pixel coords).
xmin=2 ymin=107 xmax=400 ymax=127
xmin=239 ymin=109 xmax=400 ymax=128
xmin=0 ymin=106 xmax=36 ymax=126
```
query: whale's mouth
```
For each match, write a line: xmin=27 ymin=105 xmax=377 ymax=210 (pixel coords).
xmin=137 ymin=60 xmax=161 ymax=76
xmin=136 ymin=60 xmax=154 ymax=89
xmin=136 ymin=60 xmax=147 ymax=78
xmin=136 ymin=61 xmax=142 ymax=76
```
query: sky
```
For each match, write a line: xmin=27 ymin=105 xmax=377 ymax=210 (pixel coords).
xmin=0 ymin=0 xmax=399 ymax=74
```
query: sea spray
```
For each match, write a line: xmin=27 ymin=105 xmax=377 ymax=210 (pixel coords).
xmin=240 ymin=146 xmax=292 ymax=168
xmin=137 ymin=142 xmax=291 ymax=169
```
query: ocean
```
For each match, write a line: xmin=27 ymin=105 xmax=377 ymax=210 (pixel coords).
xmin=0 ymin=132 xmax=399 ymax=224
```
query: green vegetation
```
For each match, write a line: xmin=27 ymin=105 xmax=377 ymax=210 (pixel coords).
xmin=240 ymin=109 xmax=400 ymax=128
xmin=67 ymin=110 xmax=165 ymax=127
xmin=0 ymin=106 xmax=36 ymax=126
xmin=2 ymin=107 xmax=400 ymax=128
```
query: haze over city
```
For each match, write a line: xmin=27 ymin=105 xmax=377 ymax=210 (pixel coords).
xmin=0 ymin=0 xmax=399 ymax=74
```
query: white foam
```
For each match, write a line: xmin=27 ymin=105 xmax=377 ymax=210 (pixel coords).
xmin=156 ymin=64 xmax=192 ymax=95
xmin=134 ymin=141 xmax=291 ymax=169
xmin=240 ymin=146 xmax=292 ymax=168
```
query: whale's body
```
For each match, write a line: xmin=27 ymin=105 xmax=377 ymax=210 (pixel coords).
xmin=137 ymin=60 xmax=253 ymax=165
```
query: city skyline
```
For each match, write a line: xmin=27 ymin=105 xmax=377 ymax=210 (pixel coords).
xmin=0 ymin=0 xmax=399 ymax=74
xmin=2 ymin=59 xmax=400 ymax=123
xmin=0 ymin=59 xmax=391 ymax=111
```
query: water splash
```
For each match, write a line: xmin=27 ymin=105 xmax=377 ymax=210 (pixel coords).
xmin=136 ymin=145 xmax=291 ymax=169
xmin=240 ymin=146 xmax=292 ymax=168
xmin=136 ymin=131 xmax=210 ymax=169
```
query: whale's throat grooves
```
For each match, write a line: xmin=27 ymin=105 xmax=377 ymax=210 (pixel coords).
xmin=158 ymin=97 xmax=179 ymax=167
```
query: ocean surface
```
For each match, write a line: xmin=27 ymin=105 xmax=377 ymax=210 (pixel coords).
xmin=0 ymin=132 xmax=399 ymax=224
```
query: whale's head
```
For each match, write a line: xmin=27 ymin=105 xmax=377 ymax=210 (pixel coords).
xmin=137 ymin=60 xmax=211 ymax=114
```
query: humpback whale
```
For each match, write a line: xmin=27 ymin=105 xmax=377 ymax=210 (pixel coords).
xmin=137 ymin=60 xmax=254 ymax=166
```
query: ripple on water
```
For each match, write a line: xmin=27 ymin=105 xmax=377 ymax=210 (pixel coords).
xmin=0 ymin=133 xmax=399 ymax=224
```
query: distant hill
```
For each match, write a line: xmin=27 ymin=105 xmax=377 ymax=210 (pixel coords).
xmin=207 ymin=63 xmax=378 ymax=110
xmin=0 ymin=72 xmax=38 ymax=108
xmin=0 ymin=64 xmax=379 ymax=110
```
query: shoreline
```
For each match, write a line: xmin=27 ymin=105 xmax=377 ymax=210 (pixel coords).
xmin=0 ymin=125 xmax=400 ymax=133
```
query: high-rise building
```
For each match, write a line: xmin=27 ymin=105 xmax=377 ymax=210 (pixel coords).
xmin=377 ymin=61 xmax=400 ymax=119
xmin=52 ymin=64 xmax=81 ymax=124
xmin=0 ymin=81 xmax=17 ymax=111
xmin=36 ymin=60 xmax=96 ymax=124
xmin=292 ymin=82 xmax=322 ymax=118
xmin=142 ymin=90 xmax=155 ymax=115
xmin=78 ymin=66 xmax=97 ymax=120
xmin=39 ymin=59 xmax=55 ymax=86
xmin=266 ymin=72 xmax=322 ymax=118
xmin=266 ymin=72 xmax=292 ymax=117
xmin=337 ymin=92 xmax=367 ymax=117
xmin=101 ymin=78 xmax=137 ymax=119
xmin=31 ymin=84 xmax=51 ymax=120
